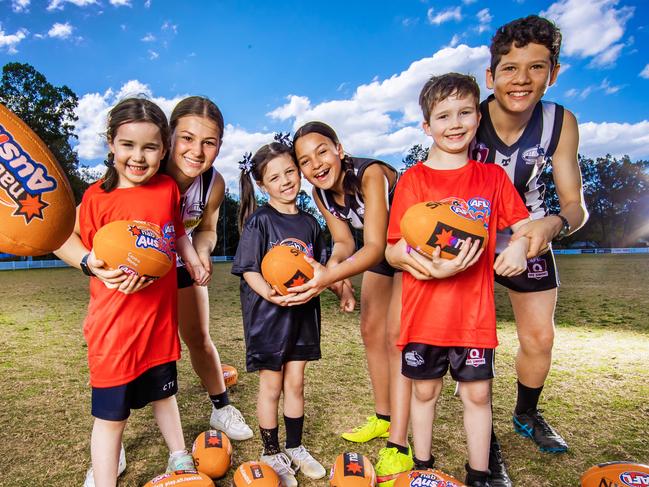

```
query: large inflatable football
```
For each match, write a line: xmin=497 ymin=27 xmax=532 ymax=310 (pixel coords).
xmin=233 ymin=461 xmax=281 ymax=487
xmin=329 ymin=452 xmax=375 ymax=487
xmin=581 ymin=461 xmax=649 ymax=487
xmin=93 ymin=219 xmax=174 ymax=279
xmin=0 ymin=103 xmax=75 ymax=256
xmin=400 ymin=200 xmax=488 ymax=260
xmin=261 ymin=244 xmax=314 ymax=295
xmin=393 ymin=469 xmax=465 ymax=487
xmin=192 ymin=430 xmax=232 ymax=479
xmin=144 ymin=470 xmax=214 ymax=487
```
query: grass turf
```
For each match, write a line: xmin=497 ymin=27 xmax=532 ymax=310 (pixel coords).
xmin=0 ymin=254 xmax=647 ymax=486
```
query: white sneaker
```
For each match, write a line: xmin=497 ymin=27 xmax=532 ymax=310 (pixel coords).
xmin=210 ymin=404 xmax=253 ymax=441
xmin=83 ymin=444 xmax=126 ymax=487
xmin=285 ymin=445 xmax=326 ymax=479
xmin=166 ymin=450 xmax=196 ymax=472
xmin=260 ymin=452 xmax=297 ymax=487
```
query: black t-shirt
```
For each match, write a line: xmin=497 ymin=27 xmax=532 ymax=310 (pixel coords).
xmin=231 ymin=205 xmax=327 ymax=371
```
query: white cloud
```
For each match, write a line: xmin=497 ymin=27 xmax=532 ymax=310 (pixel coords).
xmin=401 ymin=17 xmax=419 ymax=27
xmin=144 ymin=0 xmax=151 ymax=7
xmin=47 ymin=0 xmax=96 ymax=10
xmin=0 ymin=25 xmax=28 ymax=54
xmin=565 ymin=88 xmax=579 ymax=98
xmin=462 ymin=0 xmax=477 ymax=4
xmin=542 ymin=0 xmax=634 ymax=66
xmin=427 ymin=7 xmax=462 ymax=25
xmin=141 ymin=33 xmax=156 ymax=42
xmin=12 ymin=0 xmax=30 ymax=12
xmin=148 ymin=50 xmax=159 ymax=60
xmin=599 ymin=78 xmax=623 ymax=94
xmin=161 ymin=21 xmax=177 ymax=34
xmin=48 ymin=22 xmax=73 ymax=39
xmin=578 ymin=121 xmax=649 ymax=159
xmin=109 ymin=0 xmax=131 ymax=5
xmin=447 ymin=34 xmax=462 ymax=48
xmin=640 ymin=64 xmax=649 ymax=79
xmin=269 ymin=45 xmax=489 ymax=157
xmin=476 ymin=8 xmax=493 ymax=34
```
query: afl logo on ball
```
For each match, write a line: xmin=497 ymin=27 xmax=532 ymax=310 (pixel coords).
xmin=620 ymin=471 xmax=649 ymax=486
xmin=0 ymin=127 xmax=57 ymax=223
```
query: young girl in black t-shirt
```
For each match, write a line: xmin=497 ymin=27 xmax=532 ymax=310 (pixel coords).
xmin=232 ymin=141 xmax=335 ymax=487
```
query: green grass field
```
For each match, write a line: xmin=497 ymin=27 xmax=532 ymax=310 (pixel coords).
xmin=1 ymin=255 xmax=648 ymax=486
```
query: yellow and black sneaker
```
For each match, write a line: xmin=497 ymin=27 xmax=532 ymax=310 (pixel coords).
xmin=341 ymin=415 xmax=390 ymax=443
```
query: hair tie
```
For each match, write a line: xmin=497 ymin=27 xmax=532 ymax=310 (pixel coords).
xmin=274 ymin=131 xmax=293 ymax=148
xmin=238 ymin=152 xmax=253 ymax=174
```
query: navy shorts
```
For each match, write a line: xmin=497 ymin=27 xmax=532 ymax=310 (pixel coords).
xmin=91 ymin=362 xmax=178 ymax=421
xmin=368 ymin=258 xmax=397 ymax=277
xmin=177 ymin=266 xmax=194 ymax=289
xmin=495 ymin=249 xmax=559 ymax=293
xmin=401 ymin=343 xmax=495 ymax=382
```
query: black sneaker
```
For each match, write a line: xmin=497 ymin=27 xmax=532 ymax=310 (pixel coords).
xmin=465 ymin=480 xmax=491 ymax=487
xmin=513 ymin=409 xmax=568 ymax=453
xmin=488 ymin=436 xmax=512 ymax=487
xmin=465 ymin=463 xmax=492 ymax=487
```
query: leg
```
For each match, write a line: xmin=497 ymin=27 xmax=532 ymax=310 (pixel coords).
xmin=152 ymin=395 xmax=185 ymax=453
xmin=90 ymin=418 xmax=126 ymax=487
xmin=459 ymin=380 xmax=492 ymax=473
xmin=178 ymin=285 xmax=226 ymax=395
xmin=411 ymin=379 xmax=442 ymax=464
xmin=283 ymin=361 xmax=326 ymax=479
xmin=386 ymin=273 xmax=412 ymax=448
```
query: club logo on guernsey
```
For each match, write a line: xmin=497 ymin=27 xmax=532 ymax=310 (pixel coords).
xmin=466 ymin=349 xmax=486 ymax=367
xmin=0 ymin=127 xmax=57 ymax=223
xmin=620 ymin=471 xmax=649 ymax=486
xmin=522 ymin=145 xmax=545 ymax=165
xmin=343 ymin=452 xmax=365 ymax=477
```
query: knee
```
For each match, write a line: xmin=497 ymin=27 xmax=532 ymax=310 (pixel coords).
xmin=183 ymin=330 xmax=215 ymax=355
xmin=283 ymin=374 xmax=304 ymax=398
xmin=461 ymin=385 xmax=491 ymax=408
xmin=519 ymin=326 xmax=555 ymax=355
xmin=413 ymin=381 xmax=439 ymax=403
xmin=359 ymin=314 xmax=383 ymax=346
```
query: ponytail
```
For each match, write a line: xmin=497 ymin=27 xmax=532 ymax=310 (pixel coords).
xmin=100 ymin=152 xmax=119 ymax=191
xmin=238 ymin=165 xmax=257 ymax=233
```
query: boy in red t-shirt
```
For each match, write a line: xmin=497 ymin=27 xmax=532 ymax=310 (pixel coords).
xmin=385 ymin=73 xmax=531 ymax=487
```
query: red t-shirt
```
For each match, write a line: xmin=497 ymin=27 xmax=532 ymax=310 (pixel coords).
xmin=79 ymin=174 xmax=185 ymax=387
xmin=387 ymin=161 xmax=529 ymax=349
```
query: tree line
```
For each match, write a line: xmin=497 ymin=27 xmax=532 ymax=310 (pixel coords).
xmin=1 ymin=62 xmax=647 ymax=259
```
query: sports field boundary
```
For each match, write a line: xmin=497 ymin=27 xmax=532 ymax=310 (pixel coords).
xmin=0 ymin=255 xmax=234 ymax=271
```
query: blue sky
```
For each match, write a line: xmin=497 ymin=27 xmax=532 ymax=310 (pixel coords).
xmin=1 ymin=0 xmax=648 ymax=188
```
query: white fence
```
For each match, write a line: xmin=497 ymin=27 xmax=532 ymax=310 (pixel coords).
xmin=0 ymin=255 xmax=234 ymax=271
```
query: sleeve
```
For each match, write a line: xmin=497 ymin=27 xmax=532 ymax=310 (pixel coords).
xmin=496 ymin=168 xmax=531 ymax=230
xmin=231 ymin=218 xmax=265 ymax=276
xmin=387 ymin=171 xmax=420 ymax=244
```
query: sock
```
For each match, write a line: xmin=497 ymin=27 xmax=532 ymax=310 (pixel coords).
xmin=284 ymin=415 xmax=304 ymax=449
xmin=465 ymin=463 xmax=490 ymax=483
xmin=169 ymin=449 xmax=188 ymax=459
xmin=515 ymin=381 xmax=543 ymax=415
xmin=386 ymin=441 xmax=409 ymax=456
xmin=209 ymin=390 xmax=230 ymax=410
xmin=413 ymin=455 xmax=435 ymax=470
xmin=376 ymin=412 xmax=391 ymax=422
xmin=260 ymin=426 xmax=280 ymax=455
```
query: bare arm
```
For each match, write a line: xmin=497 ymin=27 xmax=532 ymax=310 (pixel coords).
xmin=243 ymin=271 xmax=291 ymax=306
xmin=191 ymin=172 xmax=225 ymax=276
xmin=511 ymin=110 xmax=588 ymax=257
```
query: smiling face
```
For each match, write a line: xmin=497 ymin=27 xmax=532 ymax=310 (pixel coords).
xmin=294 ymin=132 xmax=345 ymax=191
xmin=170 ymin=115 xmax=221 ymax=181
xmin=487 ymin=42 xmax=560 ymax=115
xmin=258 ymin=153 xmax=301 ymax=209
xmin=423 ymin=92 xmax=481 ymax=156
xmin=108 ymin=121 xmax=166 ymax=188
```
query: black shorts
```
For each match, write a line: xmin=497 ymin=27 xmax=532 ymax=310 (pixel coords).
xmin=495 ymin=249 xmax=560 ymax=293
xmin=177 ymin=266 xmax=194 ymax=289
xmin=367 ymin=258 xmax=397 ymax=277
xmin=401 ymin=343 xmax=495 ymax=382
xmin=91 ymin=362 xmax=178 ymax=421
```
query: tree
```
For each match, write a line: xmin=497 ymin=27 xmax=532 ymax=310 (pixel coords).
xmin=215 ymin=188 xmax=241 ymax=256
xmin=402 ymin=144 xmax=429 ymax=170
xmin=0 ymin=62 xmax=87 ymax=201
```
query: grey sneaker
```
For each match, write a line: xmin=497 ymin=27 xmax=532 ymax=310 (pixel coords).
xmin=166 ymin=450 xmax=196 ymax=473
xmin=260 ymin=452 xmax=297 ymax=487
xmin=83 ymin=444 xmax=126 ymax=487
xmin=210 ymin=404 xmax=254 ymax=441
xmin=285 ymin=445 xmax=326 ymax=479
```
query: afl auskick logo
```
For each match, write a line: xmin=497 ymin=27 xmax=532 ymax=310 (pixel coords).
xmin=0 ymin=126 xmax=57 ymax=223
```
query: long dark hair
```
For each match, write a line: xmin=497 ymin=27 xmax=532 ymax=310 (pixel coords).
xmin=102 ymin=97 xmax=169 ymax=192
xmin=293 ymin=121 xmax=362 ymax=197
xmin=238 ymin=142 xmax=296 ymax=232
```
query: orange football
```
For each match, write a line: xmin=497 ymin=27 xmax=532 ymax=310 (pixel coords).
xmin=192 ymin=430 xmax=232 ymax=479
xmin=222 ymin=364 xmax=238 ymax=387
xmin=329 ymin=452 xmax=375 ymax=487
xmin=400 ymin=200 xmax=488 ymax=260
xmin=233 ymin=461 xmax=281 ymax=487
xmin=144 ymin=470 xmax=214 ymax=487
xmin=261 ymin=244 xmax=314 ymax=295
xmin=0 ymin=103 xmax=75 ymax=256
xmin=394 ymin=469 xmax=466 ymax=487
xmin=93 ymin=220 xmax=174 ymax=279
xmin=581 ymin=461 xmax=649 ymax=487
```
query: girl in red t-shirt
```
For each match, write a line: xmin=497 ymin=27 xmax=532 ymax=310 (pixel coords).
xmin=56 ymin=98 xmax=207 ymax=486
